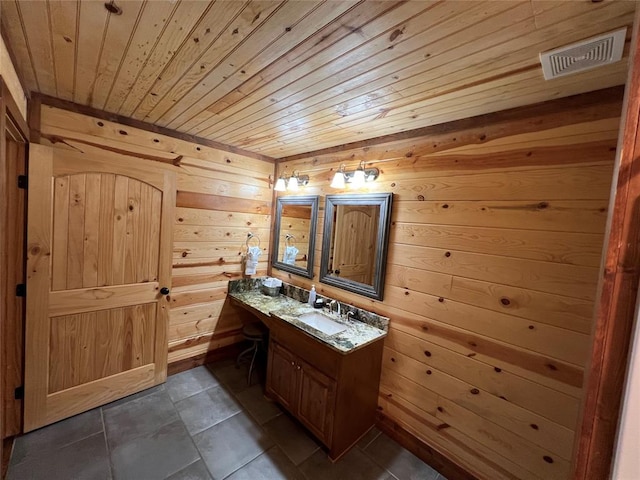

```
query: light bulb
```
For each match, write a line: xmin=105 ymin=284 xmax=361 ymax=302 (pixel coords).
xmin=330 ymin=171 xmax=345 ymax=189
xmin=287 ymin=175 xmax=299 ymax=191
xmin=351 ymin=167 xmax=366 ymax=188
xmin=274 ymin=177 xmax=286 ymax=191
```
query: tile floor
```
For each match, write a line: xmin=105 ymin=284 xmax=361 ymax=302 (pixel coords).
xmin=7 ymin=360 xmax=446 ymax=480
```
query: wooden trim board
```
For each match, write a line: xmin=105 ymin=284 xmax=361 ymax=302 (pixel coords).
xmin=32 ymin=93 xmax=275 ymax=163
xmin=1 ymin=78 xmax=28 ymax=140
xmin=571 ymin=6 xmax=640 ymax=480
xmin=0 ymin=72 xmax=7 ymax=476
xmin=0 ymin=29 xmax=30 ymax=103
xmin=0 ymin=77 xmax=28 ymax=464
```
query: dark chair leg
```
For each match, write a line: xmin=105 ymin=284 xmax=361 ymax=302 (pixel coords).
xmin=237 ymin=343 xmax=255 ymax=367
xmin=247 ymin=342 xmax=260 ymax=386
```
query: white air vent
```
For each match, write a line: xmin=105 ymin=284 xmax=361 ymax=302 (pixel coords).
xmin=540 ymin=28 xmax=626 ymax=80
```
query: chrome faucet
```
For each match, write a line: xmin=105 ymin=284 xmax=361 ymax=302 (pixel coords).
xmin=328 ymin=300 xmax=341 ymax=317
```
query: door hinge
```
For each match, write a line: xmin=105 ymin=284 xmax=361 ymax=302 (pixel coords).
xmin=16 ymin=284 xmax=26 ymax=297
xmin=14 ymin=386 xmax=24 ymax=400
xmin=17 ymin=175 xmax=28 ymax=189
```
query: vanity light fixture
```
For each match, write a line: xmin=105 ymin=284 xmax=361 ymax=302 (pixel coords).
xmin=330 ymin=161 xmax=379 ymax=189
xmin=273 ymin=169 xmax=309 ymax=192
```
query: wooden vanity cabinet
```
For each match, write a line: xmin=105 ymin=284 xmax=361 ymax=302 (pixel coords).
xmin=269 ymin=341 xmax=336 ymax=444
xmin=266 ymin=317 xmax=384 ymax=461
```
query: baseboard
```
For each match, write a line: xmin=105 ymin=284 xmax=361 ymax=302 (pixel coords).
xmin=167 ymin=342 xmax=245 ymax=376
xmin=376 ymin=412 xmax=478 ymax=480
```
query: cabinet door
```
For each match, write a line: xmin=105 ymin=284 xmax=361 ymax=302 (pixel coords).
xmin=298 ymin=361 xmax=336 ymax=444
xmin=266 ymin=342 xmax=299 ymax=411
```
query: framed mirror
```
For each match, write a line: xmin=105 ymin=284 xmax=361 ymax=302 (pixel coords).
xmin=320 ymin=193 xmax=393 ymax=300
xmin=271 ymin=195 xmax=319 ymax=279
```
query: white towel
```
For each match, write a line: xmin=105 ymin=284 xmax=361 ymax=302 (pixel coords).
xmin=263 ymin=277 xmax=282 ymax=288
xmin=245 ymin=246 xmax=261 ymax=275
xmin=282 ymin=246 xmax=299 ymax=265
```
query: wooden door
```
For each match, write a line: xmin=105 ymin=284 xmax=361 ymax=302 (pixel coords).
xmin=297 ymin=361 xmax=335 ymax=444
xmin=332 ymin=205 xmax=378 ymax=284
xmin=24 ymin=144 xmax=175 ymax=432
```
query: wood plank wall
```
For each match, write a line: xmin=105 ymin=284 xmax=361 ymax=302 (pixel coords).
xmin=34 ymin=103 xmax=275 ymax=365
xmin=272 ymin=88 xmax=623 ymax=480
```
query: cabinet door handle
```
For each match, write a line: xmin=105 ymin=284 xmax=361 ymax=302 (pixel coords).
xmin=291 ymin=361 xmax=295 ymax=366
xmin=296 ymin=365 xmax=301 ymax=370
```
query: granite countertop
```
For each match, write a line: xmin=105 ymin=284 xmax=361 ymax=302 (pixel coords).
xmin=229 ymin=290 xmax=387 ymax=354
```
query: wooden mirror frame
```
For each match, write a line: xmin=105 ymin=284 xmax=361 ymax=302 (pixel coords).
xmin=271 ymin=195 xmax=319 ymax=279
xmin=320 ymin=193 xmax=393 ymax=300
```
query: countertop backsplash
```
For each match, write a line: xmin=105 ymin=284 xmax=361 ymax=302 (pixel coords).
xmin=228 ymin=277 xmax=389 ymax=332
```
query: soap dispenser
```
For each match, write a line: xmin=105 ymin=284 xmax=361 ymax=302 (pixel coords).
xmin=308 ymin=285 xmax=316 ymax=306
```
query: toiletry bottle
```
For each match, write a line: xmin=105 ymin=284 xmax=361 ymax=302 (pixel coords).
xmin=308 ymin=285 xmax=316 ymax=306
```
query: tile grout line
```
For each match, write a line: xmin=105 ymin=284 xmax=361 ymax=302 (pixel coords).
xmin=164 ymin=384 xmax=209 ymax=480
xmin=358 ymin=428 xmax=382 ymax=451
xmin=188 ymin=409 xmax=243 ymax=438
xmin=100 ymin=408 xmax=115 ymax=480
xmin=219 ymin=445 xmax=268 ymax=480
xmin=102 ymin=384 xmax=166 ymax=412
xmin=8 ymin=414 xmax=106 ymax=470
xmin=360 ymin=444 xmax=404 ymax=480
xmin=221 ymin=363 xmax=325 ymax=472
xmin=161 ymin=458 xmax=202 ymax=480
xmin=172 ymin=367 xmax=241 ymax=480
xmin=172 ymin=382 xmax=225 ymax=408
xmin=202 ymin=363 xmax=280 ymax=479
xmin=166 ymin=367 xmax=226 ymax=404
xmin=186 ymin=409 xmax=244 ymax=480
xmin=105 ymin=398 xmax=181 ymax=448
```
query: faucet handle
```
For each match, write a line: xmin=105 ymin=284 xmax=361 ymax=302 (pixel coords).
xmin=329 ymin=299 xmax=341 ymax=317
xmin=326 ymin=299 xmax=338 ymax=316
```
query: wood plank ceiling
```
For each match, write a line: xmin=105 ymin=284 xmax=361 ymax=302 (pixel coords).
xmin=1 ymin=0 xmax=635 ymax=158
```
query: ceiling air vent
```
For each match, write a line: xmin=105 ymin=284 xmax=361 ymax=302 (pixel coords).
xmin=540 ymin=28 xmax=626 ymax=80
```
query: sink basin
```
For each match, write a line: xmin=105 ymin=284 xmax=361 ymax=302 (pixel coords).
xmin=298 ymin=312 xmax=347 ymax=336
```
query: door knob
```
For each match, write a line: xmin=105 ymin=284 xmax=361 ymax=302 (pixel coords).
xmin=160 ymin=287 xmax=170 ymax=295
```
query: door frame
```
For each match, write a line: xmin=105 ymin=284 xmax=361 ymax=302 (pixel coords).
xmin=0 ymin=76 xmax=29 ymax=472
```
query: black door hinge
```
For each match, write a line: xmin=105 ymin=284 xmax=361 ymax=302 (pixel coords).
xmin=16 ymin=284 xmax=26 ymax=297
xmin=14 ymin=386 xmax=24 ymax=400
xmin=17 ymin=175 xmax=28 ymax=189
